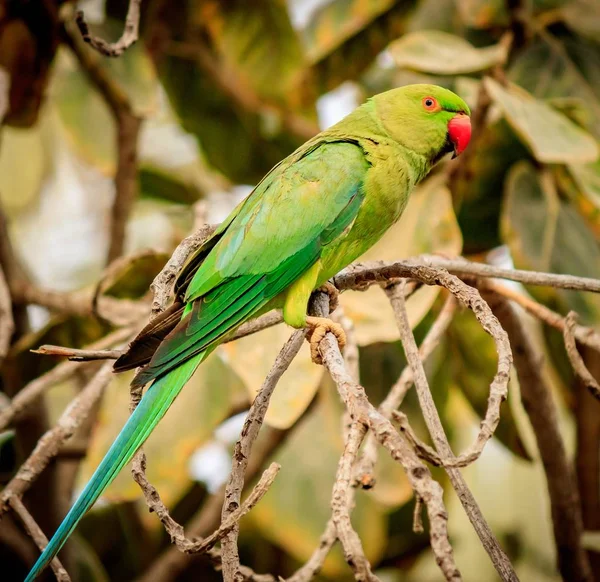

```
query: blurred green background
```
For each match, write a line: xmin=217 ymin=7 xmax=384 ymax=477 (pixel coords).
xmin=1 ymin=0 xmax=600 ymax=580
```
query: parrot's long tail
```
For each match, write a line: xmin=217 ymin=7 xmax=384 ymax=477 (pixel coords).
xmin=24 ymin=350 xmax=208 ymax=582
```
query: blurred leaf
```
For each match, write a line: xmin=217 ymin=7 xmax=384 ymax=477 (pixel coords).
xmin=446 ymin=310 xmax=530 ymax=460
xmin=456 ymin=0 xmax=508 ymax=28
xmin=484 ymin=77 xmax=599 ymax=164
xmin=569 ymin=158 xmax=600 ymax=212
xmin=200 ymin=0 xmax=305 ymax=105
xmin=81 ymin=352 xmax=248 ymax=508
xmin=562 ymin=0 xmax=600 ymax=40
xmin=221 ymin=325 xmax=323 ymax=429
xmin=502 ymin=161 xmax=600 ymax=323
xmin=509 ymin=35 xmax=600 ymax=139
xmin=302 ymin=0 xmax=416 ymax=93
xmin=406 ymin=0 xmax=457 ymax=33
xmin=52 ymin=39 xmax=158 ymax=174
xmin=454 ymin=117 xmax=530 ymax=254
xmin=251 ymin=378 xmax=387 ymax=576
xmin=0 ymin=123 xmax=47 ymax=217
xmin=390 ymin=31 xmax=507 ymax=75
xmin=101 ymin=250 xmax=169 ymax=300
xmin=340 ymin=175 xmax=462 ymax=345
xmin=159 ymin=54 xmax=304 ymax=184
xmin=139 ymin=167 xmax=202 ymax=205
xmin=303 ymin=0 xmax=398 ymax=63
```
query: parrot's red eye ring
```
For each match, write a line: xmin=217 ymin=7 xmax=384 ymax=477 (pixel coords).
xmin=422 ymin=96 xmax=438 ymax=111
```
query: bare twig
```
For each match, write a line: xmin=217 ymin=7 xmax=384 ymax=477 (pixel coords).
xmin=75 ymin=0 xmax=142 ymax=57
xmin=335 ymin=258 xmax=600 ymax=295
xmin=489 ymin=282 xmax=600 ymax=352
xmin=285 ymin=519 xmax=337 ymax=582
xmin=63 ymin=18 xmax=142 ymax=264
xmin=311 ymin=293 xmax=461 ymax=582
xmin=563 ymin=312 xmax=600 ymax=401
xmin=221 ymin=330 xmax=305 ymax=581
xmin=131 ymin=448 xmax=280 ymax=554
xmin=150 ymin=224 xmax=216 ymax=316
xmin=0 ymin=360 xmax=116 ymax=515
xmin=387 ymin=282 xmax=518 ymax=582
xmin=354 ymin=294 xmax=456 ymax=487
xmin=32 ymin=345 xmax=124 ymax=361
xmin=484 ymin=291 xmax=591 ymax=582
xmin=0 ymin=326 xmax=136 ymax=431
xmin=9 ymin=497 xmax=70 ymax=582
xmin=340 ymin=263 xmax=512 ymax=468
xmin=331 ymin=422 xmax=379 ymax=581
xmin=0 ymin=265 xmax=13 ymax=365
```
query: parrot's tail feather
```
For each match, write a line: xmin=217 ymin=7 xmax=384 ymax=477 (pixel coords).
xmin=24 ymin=350 xmax=208 ymax=582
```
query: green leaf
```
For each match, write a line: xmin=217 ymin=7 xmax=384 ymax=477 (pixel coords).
xmin=302 ymin=0 xmax=416 ymax=94
xmin=159 ymin=54 xmax=304 ymax=184
xmin=454 ymin=117 xmax=530 ymax=254
xmin=484 ymin=77 xmax=599 ymax=164
xmin=455 ymin=0 xmax=508 ymax=28
xmin=509 ymin=35 xmax=600 ymax=140
xmin=390 ymin=31 xmax=507 ymax=75
xmin=445 ymin=310 xmax=530 ymax=460
xmin=100 ymin=250 xmax=169 ymax=300
xmin=139 ymin=167 xmax=202 ymax=205
xmin=202 ymin=0 xmax=305 ymax=104
xmin=569 ymin=158 xmax=600 ymax=210
xmin=303 ymin=0 xmax=398 ymax=64
xmin=250 ymin=378 xmax=387 ymax=577
xmin=502 ymin=161 xmax=600 ymax=323
xmin=52 ymin=39 xmax=158 ymax=174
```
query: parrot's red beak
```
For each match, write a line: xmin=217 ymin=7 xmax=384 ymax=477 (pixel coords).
xmin=448 ymin=113 xmax=471 ymax=159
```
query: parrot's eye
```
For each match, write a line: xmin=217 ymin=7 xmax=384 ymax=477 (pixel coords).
xmin=422 ymin=97 xmax=438 ymax=111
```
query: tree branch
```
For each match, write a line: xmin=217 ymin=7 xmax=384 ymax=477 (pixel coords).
xmin=0 ymin=264 xmax=13 ymax=366
xmin=483 ymin=290 xmax=591 ymax=581
xmin=75 ymin=0 xmax=142 ymax=58
xmin=563 ymin=311 xmax=600 ymax=400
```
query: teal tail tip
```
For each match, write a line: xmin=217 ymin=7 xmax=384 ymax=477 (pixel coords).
xmin=23 ymin=351 xmax=205 ymax=581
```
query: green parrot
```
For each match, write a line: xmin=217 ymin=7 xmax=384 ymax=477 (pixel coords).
xmin=25 ymin=84 xmax=470 ymax=580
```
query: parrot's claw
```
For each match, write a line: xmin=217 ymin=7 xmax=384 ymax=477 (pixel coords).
xmin=305 ymin=316 xmax=346 ymax=365
xmin=316 ymin=281 xmax=340 ymax=312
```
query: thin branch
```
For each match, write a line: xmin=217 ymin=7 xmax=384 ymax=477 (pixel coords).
xmin=221 ymin=330 xmax=305 ymax=581
xmin=0 ymin=264 xmax=13 ymax=365
xmin=310 ymin=293 xmax=461 ymax=582
xmin=32 ymin=345 xmax=124 ymax=361
xmin=489 ymin=282 xmax=600 ymax=352
xmin=10 ymin=497 xmax=70 ymax=582
xmin=354 ymin=294 xmax=456 ymax=487
xmin=285 ymin=519 xmax=337 ymax=582
xmin=335 ymin=258 xmax=600 ymax=295
xmin=0 ymin=360 xmax=116 ymax=515
xmin=0 ymin=326 xmax=136 ymax=431
xmin=63 ymin=18 xmax=142 ymax=264
xmin=150 ymin=223 xmax=216 ymax=317
xmin=75 ymin=0 xmax=142 ymax=58
xmin=341 ymin=263 xmax=513 ymax=468
xmin=331 ymin=421 xmax=379 ymax=581
xmin=483 ymin=290 xmax=591 ymax=582
xmin=387 ymin=282 xmax=518 ymax=582
xmin=563 ymin=312 xmax=600 ymax=400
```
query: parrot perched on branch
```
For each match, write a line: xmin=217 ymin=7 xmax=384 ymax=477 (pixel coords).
xmin=25 ymin=84 xmax=470 ymax=580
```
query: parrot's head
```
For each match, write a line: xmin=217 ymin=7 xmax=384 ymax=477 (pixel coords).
xmin=373 ymin=84 xmax=471 ymax=164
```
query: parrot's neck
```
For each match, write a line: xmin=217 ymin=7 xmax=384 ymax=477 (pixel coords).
xmin=324 ymin=101 xmax=431 ymax=183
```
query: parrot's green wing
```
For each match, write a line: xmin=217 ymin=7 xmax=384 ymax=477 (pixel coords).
xmin=133 ymin=140 xmax=369 ymax=386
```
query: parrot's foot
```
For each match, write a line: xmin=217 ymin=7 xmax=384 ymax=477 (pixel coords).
xmin=305 ymin=316 xmax=346 ymax=365
xmin=316 ymin=281 xmax=340 ymax=312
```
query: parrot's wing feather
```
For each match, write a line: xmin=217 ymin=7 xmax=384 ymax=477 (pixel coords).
xmin=131 ymin=140 xmax=368 ymax=386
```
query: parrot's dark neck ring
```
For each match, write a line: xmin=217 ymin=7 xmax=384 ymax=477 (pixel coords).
xmin=431 ymin=134 xmax=455 ymax=166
